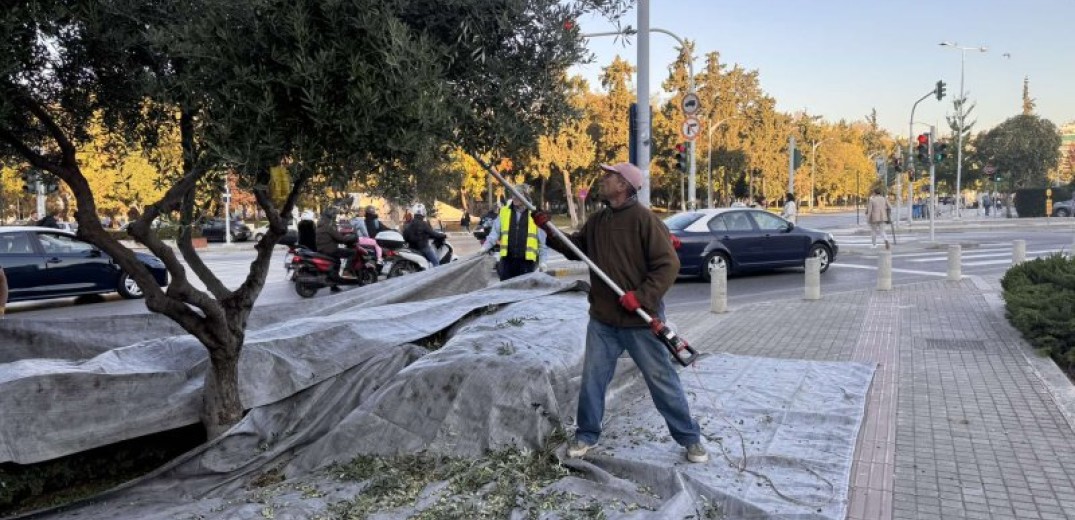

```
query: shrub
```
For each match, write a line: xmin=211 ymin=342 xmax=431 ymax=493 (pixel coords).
xmin=1001 ymin=254 xmax=1075 ymax=373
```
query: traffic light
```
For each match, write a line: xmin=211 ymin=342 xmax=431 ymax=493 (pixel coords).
xmin=935 ymin=80 xmax=947 ymax=101
xmin=20 ymin=170 xmax=36 ymax=194
xmin=915 ymin=134 xmax=930 ymax=164
xmin=674 ymin=143 xmax=687 ymax=172
xmin=792 ymin=149 xmax=803 ymax=170
xmin=934 ymin=142 xmax=948 ymax=164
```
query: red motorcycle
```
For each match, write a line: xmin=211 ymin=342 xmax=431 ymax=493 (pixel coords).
xmin=285 ymin=240 xmax=378 ymax=298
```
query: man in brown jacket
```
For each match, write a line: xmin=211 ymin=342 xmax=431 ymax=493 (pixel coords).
xmin=536 ymin=162 xmax=708 ymax=464
xmin=865 ymin=188 xmax=891 ymax=249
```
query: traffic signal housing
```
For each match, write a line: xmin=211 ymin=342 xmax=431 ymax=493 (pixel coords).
xmin=674 ymin=143 xmax=687 ymax=172
xmin=934 ymin=142 xmax=948 ymax=164
xmin=936 ymin=80 xmax=947 ymax=101
xmin=915 ymin=134 xmax=930 ymax=164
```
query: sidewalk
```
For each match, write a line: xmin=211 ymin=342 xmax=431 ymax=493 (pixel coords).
xmin=668 ymin=275 xmax=1075 ymax=519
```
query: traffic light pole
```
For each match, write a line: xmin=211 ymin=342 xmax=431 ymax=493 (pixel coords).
xmin=36 ymin=180 xmax=46 ymax=219
xmin=907 ymin=90 xmax=932 ymax=225
xmin=929 ymin=125 xmax=936 ymax=243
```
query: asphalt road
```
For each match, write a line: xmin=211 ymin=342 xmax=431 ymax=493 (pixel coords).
xmin=6 ymin=212 xmax=1074 ymax=320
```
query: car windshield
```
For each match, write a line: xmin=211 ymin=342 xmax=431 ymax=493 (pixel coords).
xmin=663 ymin=212 xmax=703 ymax=231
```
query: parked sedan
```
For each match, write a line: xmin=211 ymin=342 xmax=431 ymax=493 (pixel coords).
xmin=1052 ymin=200 xmax=1073 ymax=217
xmin=200 ymin=218 xmax=252 ymax=242
xmin=0 ymin=227 xmax=169 ymax=302
xmin=665 ymin=208 xmax=838 ymax=281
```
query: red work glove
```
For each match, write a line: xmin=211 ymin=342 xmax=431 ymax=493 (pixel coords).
xmin=532 ymin=210 xmax=550 ymax=229
xmin=619 ymin=291 xmax=641 ymax=313
xmin=670 ymin=233 xmax=682 ymax=250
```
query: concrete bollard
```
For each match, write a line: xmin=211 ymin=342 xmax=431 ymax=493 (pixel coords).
xmin=877 ymin=250 xmax=892 ymax=291
xmin=1012 ymin=240 xmax=1026 ymax=264
xmin=947 ymin=244 xmax=962 ymax=281
xmin=804 ymin=257 xmax=821 ymax=300
xmin=710 ymin=266 xmax=727 ymax=314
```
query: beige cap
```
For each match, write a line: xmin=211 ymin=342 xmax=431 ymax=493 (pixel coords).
xmin=599 ymin=162 xmax=643 ymax=191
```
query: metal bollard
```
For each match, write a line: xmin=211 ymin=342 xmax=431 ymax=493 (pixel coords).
xmin=1012 ymin=240 xmax=1026 ymax=264
xmin=877 ymin=250 xmax=892 ymax=291
xmin=804 ymin=257 xmax=821 ymax=300
xmin=947 ymin=244 xmax=962 ymax=281
xmin=710 ymin=266 xmax=727 ymax=314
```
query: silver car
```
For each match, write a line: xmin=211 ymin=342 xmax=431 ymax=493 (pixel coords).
xmin=1053 ymin=200 xmax=1073 ymax=217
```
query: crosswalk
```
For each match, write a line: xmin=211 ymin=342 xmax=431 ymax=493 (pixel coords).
xmin=837 ymin=242 xmax=1071 ymax=273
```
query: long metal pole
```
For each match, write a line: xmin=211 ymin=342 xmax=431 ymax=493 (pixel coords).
xmin=636 ymin=0 xmax=651 ymax=207
xmin=955 ymin=49 xmax=966 ymax=217
xmin=707 ymin=124 xmax=713 ymax=209
xmin=908 ymin=91 xmax=931 ymax=224
xmin=929 ymin=125 xmax=936 ymax=242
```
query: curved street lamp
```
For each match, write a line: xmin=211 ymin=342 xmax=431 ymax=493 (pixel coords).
xmin=939 ymin=41 xmax=987 ymax=217
xmin=706 ymin=116 xmax=733 ymax=208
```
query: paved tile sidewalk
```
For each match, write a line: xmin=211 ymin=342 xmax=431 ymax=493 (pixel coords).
xmin=669 ymin=277 xmax=1075 ymax=519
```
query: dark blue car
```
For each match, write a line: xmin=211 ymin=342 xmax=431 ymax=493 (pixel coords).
xmin=0 ymin=227 xmax=169 ymax=302
xmin=665 ymin=209 xmax=839 ymax=281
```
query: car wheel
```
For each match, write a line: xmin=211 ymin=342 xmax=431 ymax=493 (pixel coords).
xmin=809 ymin=243 xmax=832 ymax=273
xmin=117 ymin=272 xmax=145 ymax=299
xmin=388 ymin=260 xmax=420 ymax=278
xmin=1054 ymin=208 xmax=1070 ymax=217
xmin=700 ymin=251 xmax=730 ymax=283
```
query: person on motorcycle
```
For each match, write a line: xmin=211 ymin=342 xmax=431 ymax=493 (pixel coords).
xmin=479 ymin=184 xmax=548 ymax=280
xmin=364 ymin=206 xmax=390 ymax=238
xmin=402 ymin=204 xmax=446 ymax=267
xmin=315 ymin=207 xmax=356 ymax=291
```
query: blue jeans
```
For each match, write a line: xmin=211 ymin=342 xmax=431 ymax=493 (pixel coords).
xmin=576 ymin=318 xmax=700 ymax=447
xmin=419 ymin=244 xmax=440 ymax=267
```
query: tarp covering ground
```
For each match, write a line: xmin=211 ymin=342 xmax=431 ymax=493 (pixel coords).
xmin=1 ymin=256 xmax=875 ymax=519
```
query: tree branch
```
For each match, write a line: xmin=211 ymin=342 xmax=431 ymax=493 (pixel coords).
xmin=15 ymin=94 xmax=77 ymax=167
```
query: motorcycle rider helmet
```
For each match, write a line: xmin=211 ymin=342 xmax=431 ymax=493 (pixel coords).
xmin=412 ymin=203 xmax=426 ymax=218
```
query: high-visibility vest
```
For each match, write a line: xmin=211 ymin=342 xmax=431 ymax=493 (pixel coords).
xmin=499 ymin=206 xmax=538 ymax=261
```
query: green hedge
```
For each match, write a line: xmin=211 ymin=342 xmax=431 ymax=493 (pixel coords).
xmin=1001 ymin=254 xmax=1075 ymax=374
xmin=1014 ymin=188 xmax=1073 ymax=218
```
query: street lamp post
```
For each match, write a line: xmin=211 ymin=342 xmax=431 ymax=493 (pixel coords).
xmin=939 ymin=41 xmax=987 ymax=217
xmin=706 ymin=117 xmax=732 ymax=208
xmin=582 ymin=21 xmax=696 ymax=208
xmin=810 ymin=139 xmax=831 ymax=210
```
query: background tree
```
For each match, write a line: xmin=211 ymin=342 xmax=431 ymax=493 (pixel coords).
xmin=974 ymin=115 xmax=1061 ymax=189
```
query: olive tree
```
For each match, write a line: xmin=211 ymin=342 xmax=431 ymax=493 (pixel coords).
xmin=0 ymin=0 xmax=628 ymax=437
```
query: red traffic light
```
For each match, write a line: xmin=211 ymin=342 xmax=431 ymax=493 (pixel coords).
xmin=917 ymin=134 xmax=928 ymax=145
xmin=675 ymin=143 xmax=686 ymax=153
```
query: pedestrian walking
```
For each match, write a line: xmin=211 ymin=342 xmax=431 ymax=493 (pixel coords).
xmin=982 ymin=192 xmax=992 ymax=216
xmin=479 ymin=185 xmax=548 ymax=280
xmin=538 ymin=161 xmax=708 ymax=464
xmin=865 ymin=188 xmax=891 ymax=249
xmin=460 ymin=210 xmax=471 ymax=232
xmin=781 ymin=192 xmax=798 ymax=224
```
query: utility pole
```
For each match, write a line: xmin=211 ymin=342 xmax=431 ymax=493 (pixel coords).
xmin=636 ymin=0 xmax=651 ymax=207
xmin=224 ymin=178 xmax=232 ymax=244
xmin=929 ymin=125 xmax=936 ymax=242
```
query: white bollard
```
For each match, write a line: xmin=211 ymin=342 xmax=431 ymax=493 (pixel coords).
xmin=710 ymin=266 xmax=727 ymax=314
xmin=877 ymin=250 xmax=892 ymax=291
xmin=804 ymin=257 xmax=821 ymax=300
xmin=947 ymin=244 xmax=962 ymax=281
xmin=1012 ymin=240 xmax=1026 ymax=264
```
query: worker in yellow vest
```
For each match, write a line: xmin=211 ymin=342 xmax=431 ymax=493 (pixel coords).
xmin=479 ymin=184 xmax=548 ymax=281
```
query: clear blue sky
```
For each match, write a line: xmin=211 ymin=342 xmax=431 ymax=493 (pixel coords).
xmin=571 ymin=0 xmax=1075 ymax=137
